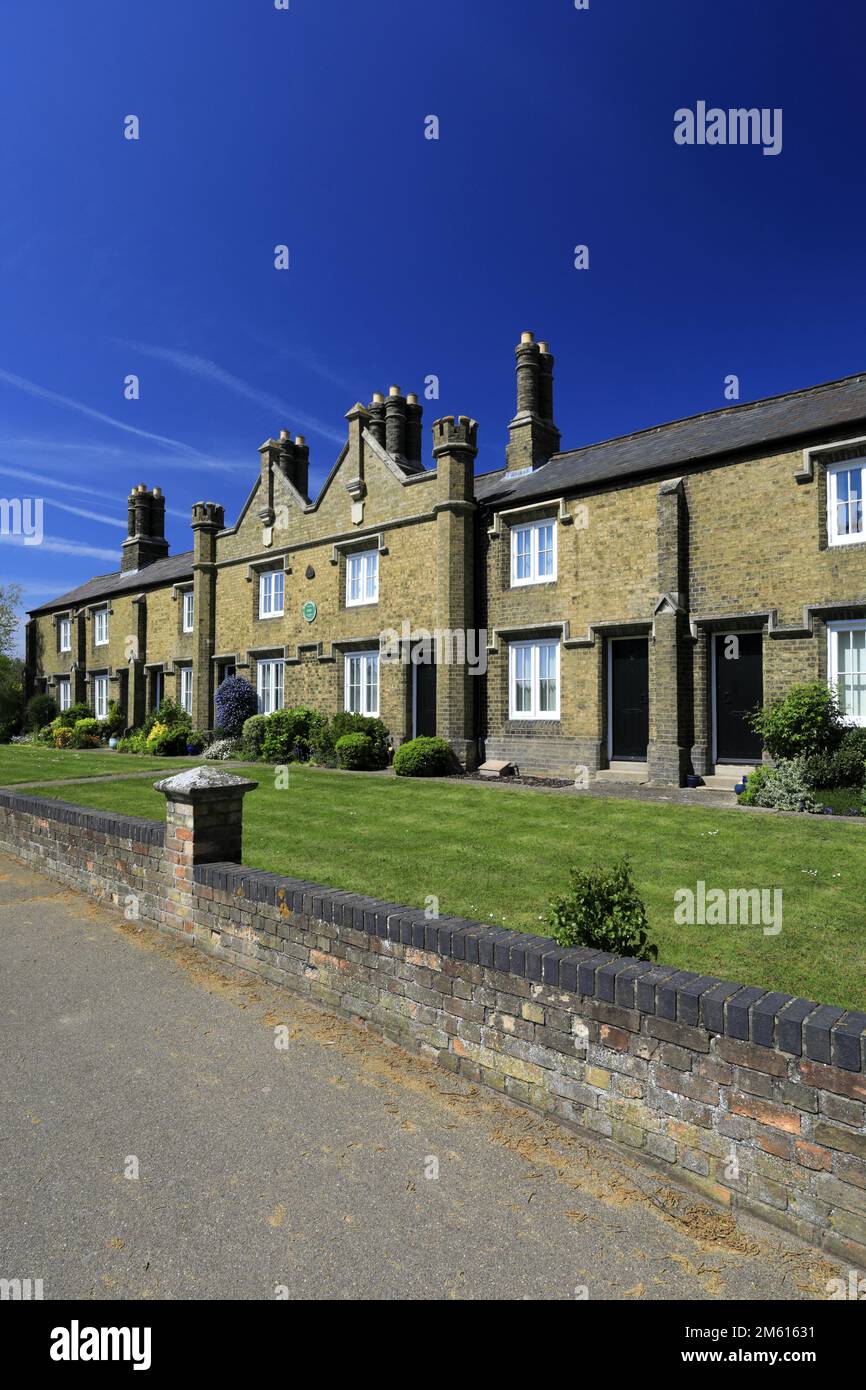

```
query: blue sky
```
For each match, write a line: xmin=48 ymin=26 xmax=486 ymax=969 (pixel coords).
xmin=1 ymin=0 xmax=865 ymax=648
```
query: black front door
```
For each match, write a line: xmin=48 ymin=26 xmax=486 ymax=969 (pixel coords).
xmin=413 ymin=644 xmax=437 ymax=737
xmin=610 ymin=638 xmax=649 ymax=760
xmin=715 ymin=632 xmax=763 ymax=762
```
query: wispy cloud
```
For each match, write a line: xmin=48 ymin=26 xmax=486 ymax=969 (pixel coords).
xmin=0 ymin=533 xmax=118 ymax=562
xmin=0 ymin=461 xmax=190 ymax=522
xmin=123 ymin=341 xmax=346 ymax=447
xmin=0 ymin=367 xmax=206 ymax=457
xmin=45 ymin=499 xmax=126 ymax=529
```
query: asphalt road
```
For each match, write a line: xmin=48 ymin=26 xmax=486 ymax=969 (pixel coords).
xmin=0 ymin=853 xmax=845 ymax=1301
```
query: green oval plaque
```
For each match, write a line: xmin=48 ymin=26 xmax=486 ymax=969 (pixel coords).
xmin=302 ymin=600 xmax=317 ymax=624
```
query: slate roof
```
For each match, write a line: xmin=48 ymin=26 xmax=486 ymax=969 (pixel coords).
xmin=28 ymin=550 xmax=194 ymax=617
xmin=474 ymin=370 xmax=866 ymax=507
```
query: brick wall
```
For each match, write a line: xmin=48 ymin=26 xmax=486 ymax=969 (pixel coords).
xmin=1 ymin=781 xmax=864 ymax=1270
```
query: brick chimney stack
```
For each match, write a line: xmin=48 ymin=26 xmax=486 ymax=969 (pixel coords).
xmin=121 ymin=483 xmax=170 ymax=573
xmin=505 ymin=331 xmax=561 ymax=474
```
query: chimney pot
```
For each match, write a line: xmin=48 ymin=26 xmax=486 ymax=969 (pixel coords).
xmin=520 ymin=331 xmax=535 ymax=344
xmin=389 ymin=385 xmax=401 ymax=397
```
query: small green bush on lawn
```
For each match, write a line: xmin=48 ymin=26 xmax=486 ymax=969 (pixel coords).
xmin=393 ymin=736 xmax=455 ymax=777
xmin=335 ymin=732 xmax=376 ymax=770
xmin=548 ymin=857 xmax=657 ymax=961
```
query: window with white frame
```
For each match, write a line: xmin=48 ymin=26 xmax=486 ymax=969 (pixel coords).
xmin=344 ymin=651 xmax=379 ymax=717
xmin=182 ymin=589 xmax=194 ymax=632
xmin=510 ymin=519 xmax=556 ymax=586
xmin=509 ymin=639 xmax=560 ymax=719
xmin=151 ymin=669 xmax=164 ymax=712
xmin=257 ymin=659 xmax=285 ymax=715
xmin=92 ymin=674 xmax=109 ymax=720
xmin=828 ymin=622 xmax=866 ymax=725
xmin=56 ymin=678 xmax=71 ymax=712
xmin=346 ymin=549 xmax=379 ymax=606
xmin=93 ymin=607 xmax=109 ymax=646
xmin=258 ymin=569 xmax=284 ymax=618
xmin=828 ymin=462 xmax=865 ymax=546
xmin=179 ymin=665 xmax=193 ymax=716
xmin=58 ymin=616 xmax=71 ymax=653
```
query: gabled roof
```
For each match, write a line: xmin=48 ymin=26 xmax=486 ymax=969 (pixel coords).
xmin=28 ymin=551 xmax=194 ymax=618
xmin=474 ymin=370 xmax=866 ymax=506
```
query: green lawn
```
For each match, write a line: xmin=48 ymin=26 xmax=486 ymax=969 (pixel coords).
xmin=6 ymin=751 xmax=865 ymax=1011
xmin=0 ymin=746 xmax=202 ymax=785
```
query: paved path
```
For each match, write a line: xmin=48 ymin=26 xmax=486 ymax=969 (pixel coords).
xmin=0 ymin=853 xmax=845 ymax=1301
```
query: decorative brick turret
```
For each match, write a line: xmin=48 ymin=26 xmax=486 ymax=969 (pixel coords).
xmin=155 ymin=767 xmax=258 ymax=935
xmin=191 ymin=502 xmax=224 ymax=730
xmin=432 ymin=415 xmax=479 ymax=770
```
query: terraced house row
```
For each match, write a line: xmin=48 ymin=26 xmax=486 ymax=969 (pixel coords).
xmin=25 ymin=331 xmax=866 ymax=784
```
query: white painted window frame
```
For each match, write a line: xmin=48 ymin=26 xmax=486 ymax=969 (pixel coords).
xmin=827 ymin=620 xmax=866 ymax=727
xmin=179 ymin=665 xmax=193 ymax=716
xmin=346 ymin=549 xmax=379 ymax=607
xmin=182 ymin=589 xmax=195 ymax=632
xmin=508 ymin=639 xmax=560 ymax=720
xmin=93 ymin=607 xmax=109 ymax=647
xmin=258 ymin=570 xmax=285 ymax=619
xmin=827 ymin=460 xmax=866 ymax=548
xmin=344 ymin=650 xmax=379 ymax=717
xmin=256 ymin=659 xmax=285 ymax=715
xmin=58 ymin=617 xmax=71 ymax=653
xmin=92 ymin=673 xmax=109 ymax=720
xmin=56 ymin=677 xmax=71 ymax=712
xmin=510 ymin=518 xmax=557 ymax=586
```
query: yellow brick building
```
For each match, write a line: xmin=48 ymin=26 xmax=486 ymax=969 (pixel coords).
xmin=26 ymin=332 xmax=866 ymax=784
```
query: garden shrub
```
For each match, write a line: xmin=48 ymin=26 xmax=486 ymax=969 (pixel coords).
xmin=335 ymin=732 xmax=377 ymax=770
xmin=332 ymin=713 xmax=389 ymax=766
xmin=58 ymin=701 xmax=91 ymax=728
xmin=802 ymin=727 xmax=866 ymax=789
xmin=737 ymin=765 xmax=772 ymax=805
xmin=261 ymin=706 xmax=325 ymax=763
xmin=241 ymin=714 xmax=268 ymax=760
xmin=204 ymin=737 xmax=243 ymax=761
xmin=214 ymin=676 xmax=259 ymax=736
xmin=69 ymin=717 xmax=101 ymax=749
xmin=24 ymin=692 xmax=57 ymax=731
xmin=105 ymin=700 xmax=126 ymax=737
xmin=747 ymin=681 xmax=842 ymax=761
xmin=138 ymin=699 xmax=192 ymax=755
xmin=392 ymin=736 xmax=455 ymax=777
xmin=737 ymin=758 xmax=821 ymax=813
xmin=547 ymin=858 xmax=657 ymax=961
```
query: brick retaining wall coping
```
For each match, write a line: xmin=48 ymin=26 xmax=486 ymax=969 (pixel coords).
xmin=0 ymin=789 xmax=164 ymax=846
xmin=193 ymin=860 xmax=866 ymax=1074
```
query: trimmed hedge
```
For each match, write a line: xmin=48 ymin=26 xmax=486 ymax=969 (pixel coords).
xmin=393 ymin=736 xmax=455 ymax=777
xmin=335 ymin=732 xmax=376 ymax=770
